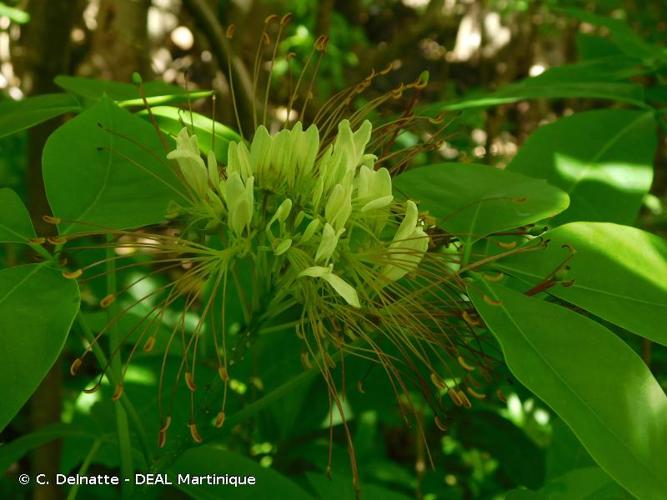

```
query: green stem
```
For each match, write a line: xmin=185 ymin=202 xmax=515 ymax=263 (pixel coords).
xmin=66 ymin=438 xmax=103 ymax=500
xmin=75 ymin=313 xmax=151 ymax=465
xmin=106 ymin=239 xmax=134 ymax=496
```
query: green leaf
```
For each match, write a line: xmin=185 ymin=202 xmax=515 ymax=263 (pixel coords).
xmin=505 ymin=466 xmax=629 ymax=500
xmin=393 ymin=163 xmax=569 ymax=241
xmin=0 ymin=2 xmax=29 ymax=24
xmin=557 ymin=7 xmax=664 ymax=63
xmin=54 ymin=76 xmax=211 ymax=107
xmin=43 ymin=96 xmax=186 ymax=234
xmin=469 ymin=281 xmax=667 ymax=500
xmin=0 ymin=93 xmax=81 ymax=138
xmin=497 ymin=222 xmax=667 ymax=346
xmin=0 ymin=423 xmax=95 ymax=474
xmin=169 ymin=445 xmax=312 ymax=499
xmin=421 ymin=58 xmax=647 ymax=113
xmin=507 ymin=110 xmax=656 ymax=225
xmin=0 ymin=264 xmax=80 ymax=432
xmin=141 ymin=106 xmax=241 ymax=163
xmin=0 ymin=188 xmax=36 ymax=244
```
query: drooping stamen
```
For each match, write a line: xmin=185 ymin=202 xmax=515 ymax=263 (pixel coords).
xmin=262 ymin=13 xmax=292 ymax=127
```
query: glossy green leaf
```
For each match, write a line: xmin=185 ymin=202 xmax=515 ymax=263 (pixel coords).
xmin=43 ymin=96 xmax=186 ymax=234
xmin=505 ymin=467 xmax=629 ymax=500
xmin=469 ymin=281 xmax=667 ymax=500
xmin=169 ymin=445 xmax=312 ymax=499
xmin=0 ymin=264 xmax=80 ymax=432
xmin=394 ymin=163 xmax=569 ymax=241
xmin=0 ymin=188 xmax=36 ymax=244
xmin=507 ymin=110 xmax=656 ymax=225
xmin=421 ymin=58 xmax=647 ymax=113
xmin=141 ymin=106 xmax=241 ymax=163
xmin=498 ymin=223 xmax=667 ymax=345
xmin=54 ymin=75 xmax=211 ymax=106
xmin=0 ymin=93 xmax=81 ymax=138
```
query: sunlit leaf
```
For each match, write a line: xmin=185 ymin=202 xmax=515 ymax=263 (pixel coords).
xmin=394 ymin=163 xmax=569 ymax=242
xmin=497 ymin=222 xmax=667 ymax=346
xmin=421 ymin=57 xmax=647 ymax=113
xmin=54 ymin=75 xmax=211 ymax=107
xmin=507 ymin=110 xmax=656 ymax=225
xmin=141 ymin=106 xmax=241 ymax=163
xmin=469 ymin=281 xmax=667 ymax=500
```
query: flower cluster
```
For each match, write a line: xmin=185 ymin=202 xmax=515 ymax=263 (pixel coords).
xmin=167 ymin=119 xmax=429 ymax=310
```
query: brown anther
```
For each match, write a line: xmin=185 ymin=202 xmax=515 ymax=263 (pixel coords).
xmin=214 ymin=410 xmax=226 ymax=428
xmin=189 ymin=422 xmax=203 ymax=443
xmin=218 ymin=366 xmax=229 ymax=382
xmin=280 ymin=13 xmax=293 ymax=25
xmin=462 ymin=310 xmax=481 ymax=326
xmin=357 ymin=380 xmax=365 ymax=394
xmin=300 ymin=352 xmax=312 ymax=369
xmin=83 ymin=384 xmax=100 ymax=394
xmin=467 ymin=387 xmax=486 ymax=400
xmin=430 ymin=373 xmax=446 ymax=390
xmin=434 ymin=415 xmax=447 ymax=432
xmin=448 ymin=388 xmax=463 ymax=406
xmin=457 ymin=390 xmax=472 ymax=409
xmin=100 ymin=294 xmax=116 ymax=309
xmin=42 ymin=215 xmax=62 ymax=224
xmin=324 ymin=352 xmax=336 ymax=369
xmin=379 ymin=61 xmax=395 ymax=75
xmin=158 ymin=429 xmax=167 ymax=448
xmin=428 ymin=114 xmax=445 ymax=124
xmin=482 ymin=272 xmax=504 ymax=282
xmin=496 ymin=388 xmax=507 ymax=403
xmin=286 ymin=51 xmax=296 ymax=61
xmin=314 ymin=35 xmax=328 ymax=52
xmin=159 ymin=416 xmax=172 ymax=433
xmin=496 ymin=240 xmax=517 ymax=250
xmin=185 ymin=371 xmax=196 ymax=392
xmin=112 ymin=383 xmax=124 ymax=401
xmin=482 ymin=294 xmax=503 ymax=306
xmin=225 ymin=25 xmax=236 ymax=39
xmin=29 ymin=237 xmax=46 ymax=245
xmin=48 ymin=236 xmax=67 ymax=245
xmin=390 ymin=84 xmax=405 ymax=99
xmin=457 ymin=355 xmax=475 ymax=372
xmin=70 ymin=358 xmax=83 ymax=376
xmin=261 ymin=32 xmax=271 ymax=46
xmin=62 ymin=269 xmax=83 ymax=280
xmin=413 ymin=70 xmax=430 ymax=89
xmin=143 ymin=336 xmax=156 ymax=352
xmin=561 ymin=243 xmax=577 ymax=255
xmin=264 ymin=14 xmax=279 ymax=24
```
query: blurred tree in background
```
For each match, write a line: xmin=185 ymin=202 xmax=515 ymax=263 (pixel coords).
xmin=1 ymin=1 xmax=666 ymax=499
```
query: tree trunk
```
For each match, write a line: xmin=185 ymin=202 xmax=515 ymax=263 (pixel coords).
xmin=20 ymin=1 xmax=82 ymax=499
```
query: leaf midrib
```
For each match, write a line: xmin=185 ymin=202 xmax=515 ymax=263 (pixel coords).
xmin=479 ymin=285 xmax=667 ymax=495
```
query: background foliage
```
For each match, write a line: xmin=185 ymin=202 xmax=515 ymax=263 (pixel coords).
xmin=1 ymin=0 xmax=666 ymax=499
